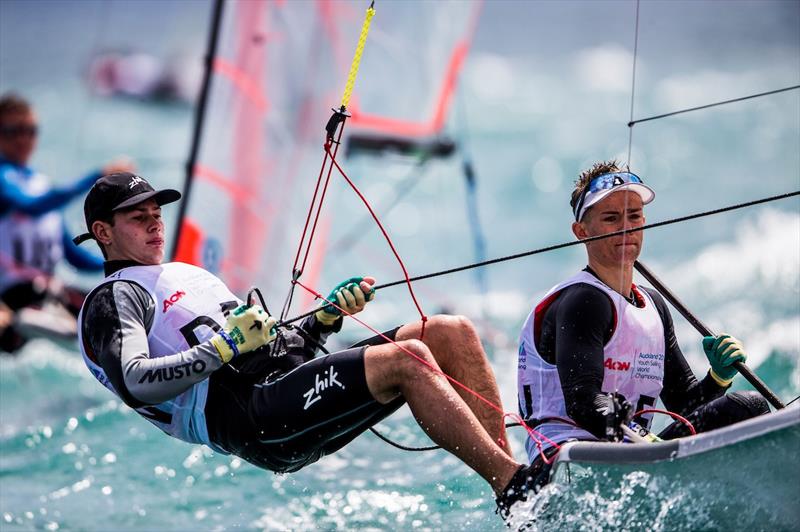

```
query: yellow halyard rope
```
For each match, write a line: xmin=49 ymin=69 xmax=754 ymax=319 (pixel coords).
xmin=340 ymin=3 xmax=375 ymax=109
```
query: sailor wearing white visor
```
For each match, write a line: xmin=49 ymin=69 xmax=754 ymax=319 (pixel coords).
xmin=513 ymin=160 xmax=770 ymax=506
xmin=571 ymin=170 xmax=655 ymax=222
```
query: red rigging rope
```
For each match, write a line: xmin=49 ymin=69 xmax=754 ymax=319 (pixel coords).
xmin=324 ymin=144 xmax=429 ymax=337
xmin=292 ymin=278 xmax=562 ymax=463
xmin=281 ymin=2 xmax=376 ymax=324
xmin=282 ymin=122 xmax=345 ymax=323
xmin=291 ymin=143 xmax=333 ymax=279
xmin=292 ymin=126 xmax=347 ymax=280
xmin=635 ymin=408 xmax=696 ymax=435
xmin=284 ymin=1 xmax=428 ymax=337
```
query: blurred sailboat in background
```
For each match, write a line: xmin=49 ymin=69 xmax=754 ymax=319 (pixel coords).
xmin=170 ymin=0 xmax=486 ymax=319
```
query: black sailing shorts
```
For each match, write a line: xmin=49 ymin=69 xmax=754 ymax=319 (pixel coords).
xmin=206 ymin=327 xmax=404 ymax=473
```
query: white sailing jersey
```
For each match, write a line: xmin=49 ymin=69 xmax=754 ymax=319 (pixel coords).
xmin=0 ymin=169 xmax=63 ymax=294
xmin=518 ymin=271 xmax=665 ymax=461
xmin=79 ymin=262 xmax=241 ymax=450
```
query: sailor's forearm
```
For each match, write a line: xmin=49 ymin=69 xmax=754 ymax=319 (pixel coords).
xmin=122 ymin=342 xmax=223 ymax=405
xmin=672 ymin=372 xmax=728 ymax=415
xmin=564 ymin=389 xmax=611 ymax=439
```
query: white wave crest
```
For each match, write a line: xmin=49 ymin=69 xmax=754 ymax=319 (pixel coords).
xmin=655 ymin=208 xmax=800 ymax=368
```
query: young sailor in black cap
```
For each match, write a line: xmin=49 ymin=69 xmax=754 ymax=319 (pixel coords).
xmin=516 ymin=160 xmax=770 ymax=497
xmin=75 ymin=172 xmax=539 ymax=520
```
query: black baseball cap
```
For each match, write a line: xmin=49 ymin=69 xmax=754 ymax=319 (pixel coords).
xmin=73 ymin=172 xmax=181 ymax=245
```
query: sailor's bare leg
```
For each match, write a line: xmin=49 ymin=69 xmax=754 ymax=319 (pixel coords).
xmin=364 ymin=340 xmax=518 ymax=493
xmin=394 ymin=315 xmax=512 ymax=456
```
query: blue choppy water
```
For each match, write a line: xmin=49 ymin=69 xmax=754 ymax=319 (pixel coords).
xmin=2 ymin=0 xmax=799 ymax=530
xmin=1 ymin=319 xmax=798 ymax=531
xmin=525 ymin=420 xmax=800 ymax=531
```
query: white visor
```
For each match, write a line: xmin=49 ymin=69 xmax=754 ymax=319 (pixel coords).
xmin=573 ymin=172 xmax=655 ymax=221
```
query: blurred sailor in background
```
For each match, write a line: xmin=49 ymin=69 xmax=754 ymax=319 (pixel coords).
xmin=0 ymin=92 xmax=134 ymax=352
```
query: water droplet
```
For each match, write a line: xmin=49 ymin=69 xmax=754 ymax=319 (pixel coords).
xmin=182 ymin=449 xmax=203 ymax=469
xmin=61 ymin=442 xmax=76 ymax=454
xmin=72 ymin=478 xmax=91 ymax=492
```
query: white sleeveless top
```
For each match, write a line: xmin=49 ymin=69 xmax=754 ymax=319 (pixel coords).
xmin=0 ymin=168 xmax=63 ymax=294
xmin=518 ymin=271 xmax=665 ymax=460
xmin=79 ymin=262 xmax=241 ymax=450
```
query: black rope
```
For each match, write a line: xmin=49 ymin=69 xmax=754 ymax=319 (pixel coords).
xmin=786 ymin=394 xmax=800 ymax=407
xmin=369 ymin=427 xmax=440 ymax=451
xmin=626 ymin=0 xmax=641 ymax=169
xmin=375 ymin=189 xmax=800 ymax=291
xmin=278 ymin=189 xmax=799 ymax=325
xmin=370 ymin=421 xmax=535 ymax=453
xmin=170 ymin=0 xmax=226 ymax=259
xmin=628 ymin=85 xmax=800 ymax=127
xmin=330 ymin=158 xmax=431 ymax=251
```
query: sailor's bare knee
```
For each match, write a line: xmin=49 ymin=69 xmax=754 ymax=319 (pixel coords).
xmin=423 ymin=315 xmax=482 ymax=366
xmin=427 ymin=313 xmax=477 ymax=338
xmin=364 ymin=340 xmax=438 ymax=401
xmin=393 ymin=339 xmax=437 ymax=376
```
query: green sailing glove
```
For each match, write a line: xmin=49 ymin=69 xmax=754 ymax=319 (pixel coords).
xmin=210 ymin=304 xmax=277 ymax=363
xmin=702 ymin=334 xmax=747 ymax=386
xmin=315 ymin=276 xmax=376 ymax=326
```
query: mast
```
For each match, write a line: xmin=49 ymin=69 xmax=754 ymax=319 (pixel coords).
xmin=170 ymin=0 xmax=226 ymax=259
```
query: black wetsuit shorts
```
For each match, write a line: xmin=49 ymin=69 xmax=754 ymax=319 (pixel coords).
xmin=206 ymin=327 xmax=404 ymax=473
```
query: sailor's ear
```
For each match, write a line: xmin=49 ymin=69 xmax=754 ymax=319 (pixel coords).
xmin=92 ymin=220 xmax=113 ymax=245
xmin=572 ymin=221 xmax=588 ymax=240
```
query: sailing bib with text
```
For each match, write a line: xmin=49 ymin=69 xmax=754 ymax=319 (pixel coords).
xmin=518 ymin=271 xmax=665 ymax=460
xmin=79 ymin=262 xmax=241 ymax=451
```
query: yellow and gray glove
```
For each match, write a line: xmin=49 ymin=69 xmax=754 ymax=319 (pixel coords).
xmin=210 ymin=304 xmax=277 ymax=363
xmin=315 ymin=276 xmax=376 ymax=326
xmin=702 ymin=333 xmax=747 ymax=387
